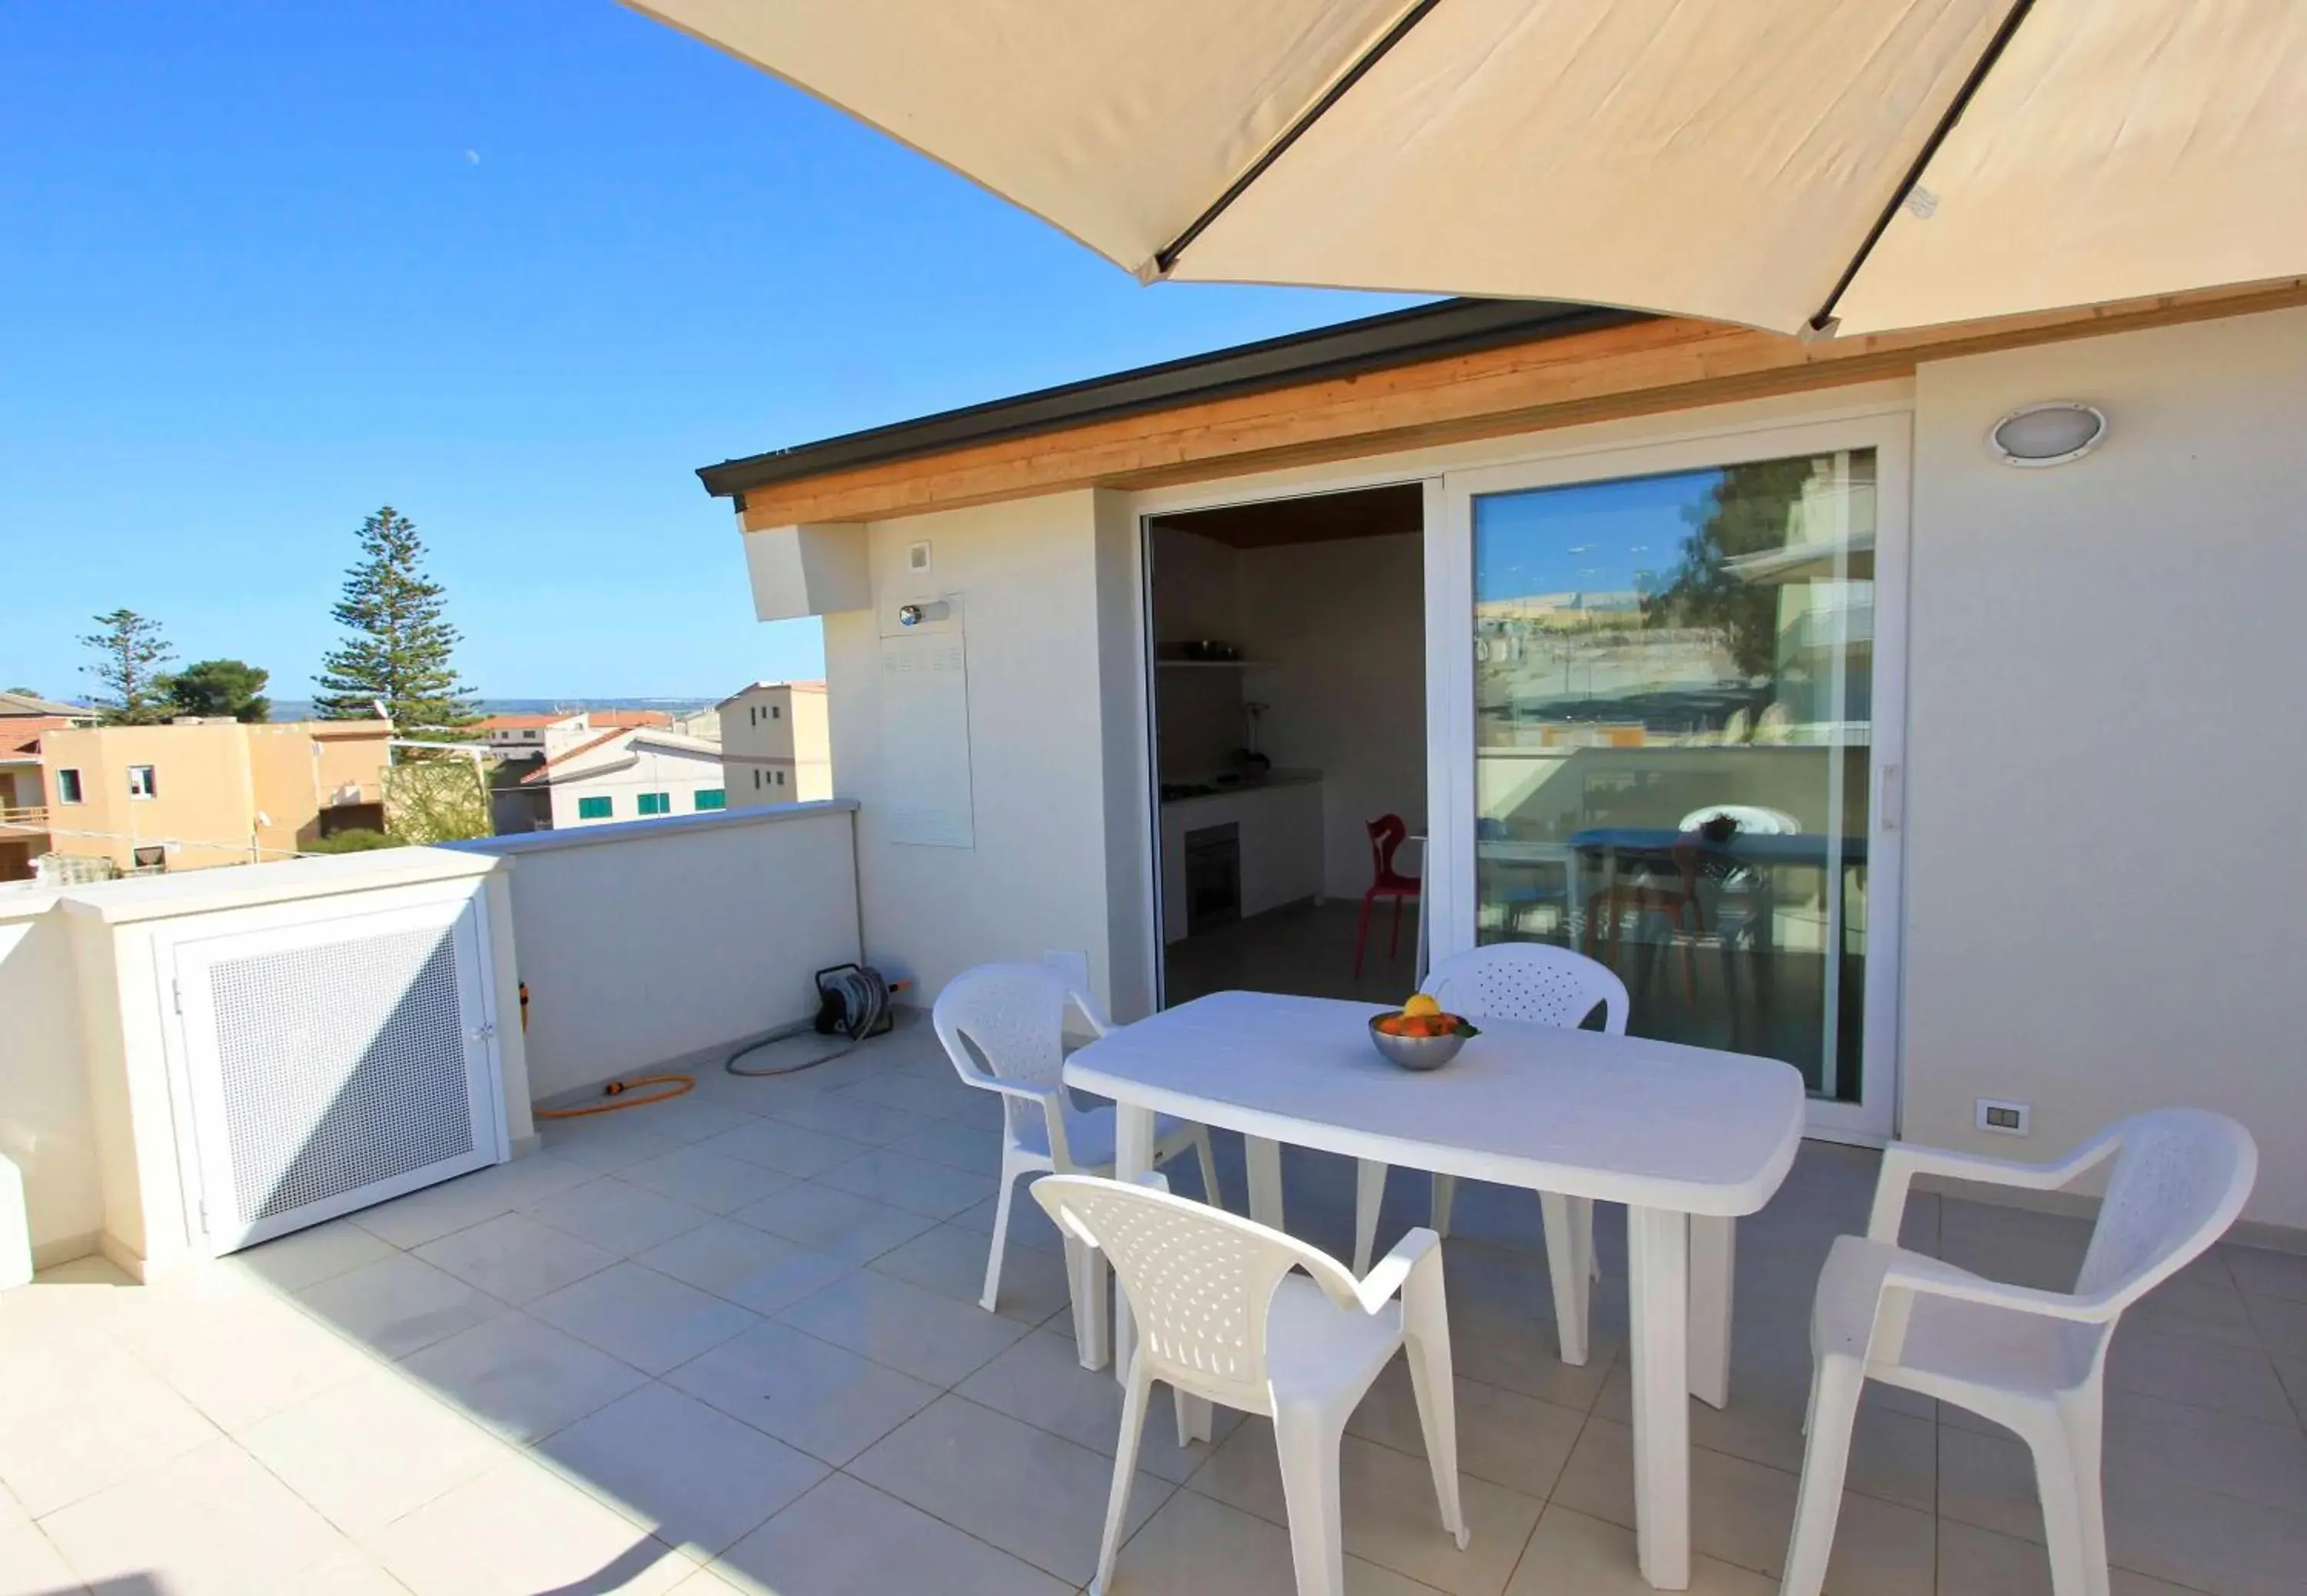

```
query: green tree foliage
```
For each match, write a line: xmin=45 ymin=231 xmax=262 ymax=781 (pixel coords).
xmin=383 ymin=757 xmax=490 ymax=843
xmin=79 ymin=609 xmax=175 ymax=724
xmin=305 ymin=827 xmax=401 ymax=854
xmin=164 ymin=659 xmax=271 ymax=722
xmin=315 ymin=507 xmax=477 ymax=740
xmin=1640 ymin=459 xmax=1817 ymax=680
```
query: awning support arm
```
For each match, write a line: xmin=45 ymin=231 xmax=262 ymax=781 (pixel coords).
xmin=1808 ymin=0 xmax=2038 ymax=335
xmin=1151 ymin=0 xmax=1446 ymax=278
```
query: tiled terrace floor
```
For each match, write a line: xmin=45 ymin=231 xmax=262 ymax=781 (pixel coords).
xmin=2 ymin=1016 xmax=2303 ymax=1594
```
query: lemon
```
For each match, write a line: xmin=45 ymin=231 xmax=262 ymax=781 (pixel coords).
xmin=1402 ymin=993 xmax=1442 ymax=1018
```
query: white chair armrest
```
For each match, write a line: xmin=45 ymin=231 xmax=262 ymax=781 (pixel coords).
xmin=1353 ymin=1227 xmax=1442 ymax=1317
xmin=1866 ymin=1135 xmax=2120 ymax=1242
xmin=1877 ymin=1252 xmax=2115 ymax=1328
xmin=945 ymin=1065 xmax=1075 ymax=1166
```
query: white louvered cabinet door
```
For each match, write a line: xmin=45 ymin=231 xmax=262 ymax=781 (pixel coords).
xmin=168 ymin=887 xmax=508 ymax=1254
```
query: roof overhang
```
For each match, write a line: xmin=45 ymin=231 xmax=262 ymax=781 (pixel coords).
xmin=704 ymin=280 xmax=2307 ymax=530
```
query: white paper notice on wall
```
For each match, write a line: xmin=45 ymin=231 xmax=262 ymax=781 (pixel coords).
xmin=879 ymin=629 xmax=974 ymax=848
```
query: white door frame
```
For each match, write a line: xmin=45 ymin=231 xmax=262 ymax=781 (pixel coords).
xmin=1426 ymin=411 xmax=1913 ymax=1142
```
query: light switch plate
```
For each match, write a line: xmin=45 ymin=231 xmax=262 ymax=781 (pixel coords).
xmin=1976 ymin=1098 xmax=2031 ymax=1137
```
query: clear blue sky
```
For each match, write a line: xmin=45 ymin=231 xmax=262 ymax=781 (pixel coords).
xmin=2 ymin=2 xmax=1423 ymax=703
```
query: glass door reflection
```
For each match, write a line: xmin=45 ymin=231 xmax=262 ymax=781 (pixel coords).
xmin=1471 ymin=451 xmax=1874 ymax=1102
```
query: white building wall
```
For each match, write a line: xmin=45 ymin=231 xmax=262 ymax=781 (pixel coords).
xmin=1239 ymin=531 xmax=1427 ymax=900
xmin=545 ymin=743 xmax=728 ymax=830
xmin=1902 ymin=305 xmax=2307 ymax=1229
xmin=0 ymin=890 xmax=101 ymax=1262
xmin=721 ymin=684 xmax=831 ymax=808
xmin=824 ymin=490 xmax=1124 ymax=1009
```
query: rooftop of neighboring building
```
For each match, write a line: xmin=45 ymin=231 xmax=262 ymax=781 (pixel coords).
xmin=517 ymin=723 xmax=723 ymax=786
xmin=0 ymin=691 xmax=93 ymax=720
xmin=714 ymin=680 xmax=828 ymax=708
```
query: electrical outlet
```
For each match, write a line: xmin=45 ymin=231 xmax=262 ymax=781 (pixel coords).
xmin=907 ymin=540 xmax=931 ymax=574
xmin=1976 ymin=1098 xmax=2031 ymax=1137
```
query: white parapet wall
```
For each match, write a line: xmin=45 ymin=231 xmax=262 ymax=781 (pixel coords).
xmin=451 ymin=801 xmax=864 ymax=1102
xmin=0 ymin=886 xmax=102 ymax=1266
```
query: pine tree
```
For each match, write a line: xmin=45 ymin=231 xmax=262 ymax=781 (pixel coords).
xmin=315 ymin=507 xmax=477 ymax=740
xmin=80 ymin=608 xmax=176 ymax=724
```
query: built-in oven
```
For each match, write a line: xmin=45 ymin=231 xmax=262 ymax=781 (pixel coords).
xmin=1182 ymin=822 xmax=1240 ymax=938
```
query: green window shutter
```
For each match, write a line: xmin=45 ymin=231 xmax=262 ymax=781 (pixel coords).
xmin=638 ymin=792 xmax=671 ymax=816
xmin=577 ymin=795 xmax=613 ymax=820
xmin=694 ymin=789 xmax=726 ymax=811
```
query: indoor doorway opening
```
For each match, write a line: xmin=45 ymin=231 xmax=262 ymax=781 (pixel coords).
xmin=1147 ymin=483 xmax=1427 ymax=1008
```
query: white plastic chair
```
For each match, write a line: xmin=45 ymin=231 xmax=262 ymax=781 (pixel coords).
xmin=932 ymin=963 xmax=1220 ymax=1335
xmin=1033 ymin=1171 xmax=1469 ymax=1596
xmin=1351 ymin=943 xmax=1627 ymax=1362
xmin=1783 ymin=1109 xmax=2257 ymax=1596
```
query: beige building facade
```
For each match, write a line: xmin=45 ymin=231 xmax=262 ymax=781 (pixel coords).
xmin=717 ymin=680 xmax=831 ymax=806
xmin=38 ymin=719 xmax=393 ymax=873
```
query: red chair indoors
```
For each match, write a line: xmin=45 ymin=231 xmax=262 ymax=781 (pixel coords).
xmin=1353 ymin=813 xmax=1422 ymax=979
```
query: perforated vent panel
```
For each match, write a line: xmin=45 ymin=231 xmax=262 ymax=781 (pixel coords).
xmin=206 ymin=925 xmax=475 ymax=1225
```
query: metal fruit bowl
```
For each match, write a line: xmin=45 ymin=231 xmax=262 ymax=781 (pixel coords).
xmin=1368 ymin=1013 xmax=1478 ymax=1072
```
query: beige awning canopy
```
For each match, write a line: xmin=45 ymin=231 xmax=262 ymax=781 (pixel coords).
xmin=629 ymin=0 xmax=2306 ymax=337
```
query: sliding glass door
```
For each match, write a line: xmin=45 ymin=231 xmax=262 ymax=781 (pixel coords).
xmin=1429 ymin=419 xmax=1906 ymax=1139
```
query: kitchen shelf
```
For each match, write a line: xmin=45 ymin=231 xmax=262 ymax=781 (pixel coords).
xmin=1155 ymin=659 xmax=1279 ymax=670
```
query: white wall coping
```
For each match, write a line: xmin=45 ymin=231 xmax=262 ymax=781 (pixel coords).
xmin=447 ymin=798 xmax=859 ymax=860
xmin=53 ymin=847 xmax=501 ymax=926
xmin=0 ymin=886 xmax=62 ymax=924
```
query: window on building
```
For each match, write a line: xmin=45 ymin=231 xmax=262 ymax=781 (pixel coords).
xmin=771 ymin=704 xmax=782 ymax=720
xmin=638 ymin=792 xmax=671 ymax=816
xmin=694 ymin=789 xmax=726 ymax=812
xmin=774 ymin=770 xmax=786 ymax=786
xmin=127 ymin=765 xmax=158 ymax=800
xmin=577 ymin=795 xmax=613 ymax=820
xmin=748 ymin=705 xmax=758 ymax=724
xmin=751 ymin=770 xmax=761 ymax=789
xmin=55 ymin=768 xmax=84 ymax=804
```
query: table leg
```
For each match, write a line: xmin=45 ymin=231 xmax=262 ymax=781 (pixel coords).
xmin=1104 ymin=1103 xmax=1156 ymax=1383
xmin=1689 ymin=1215 xmax=1735 ymax=1409
xmin=1539 ymin=1191 xmax=1590 ymax=1366
xmin=1628 ymin=1205 xmax=1692 ymax=1591
xmin=1245 ymin=1135 xmax=1286 ymax=1230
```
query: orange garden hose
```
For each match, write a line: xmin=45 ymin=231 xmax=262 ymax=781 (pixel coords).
xmin=521 ymin=980 xmax=701 ymax=1119
xmin=531 ymin=1074 xmax=696 ymax=1119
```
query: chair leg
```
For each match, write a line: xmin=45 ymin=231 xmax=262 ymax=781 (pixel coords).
xmin=1273 ymin=1403 xmax=1348 ymax=1596
xmin=980 ymin=1158 xmax=1017 ymax=1313
xmin=1578 ymin=1196 xmax=1598 ymax=1282
xmin=1431 ymin=1172 xmax=1456 ymax=1238
xmin=1353 ymin=1159 xmax=1387 ymax=1276
xmin=1091 ymin=1358 xmax=1155 ymax=1596
xmin=1174 ymin=1384 xmax=1213 ymax=1447
xmin=1389 ymin=892 xmax=1405 ymax=957
xmin=1352 ymin=892 xmax=1376 ymax=979
xmin=1539 ymin=1191 xmax=1591 ymax=1366
xmin=2026 ymin=1404 xmax=2104 ymax=1596
xmin=1780 ymin=1357 xmax=1864 ymax=1596
xmin=1193 ymin=1128 xmax=1223 ymax=1210
xmin=1404 ymin=1319 xmax=1470 ymax=1548
xmin=2059 ymin=1388 xmax=2111 ymax=1596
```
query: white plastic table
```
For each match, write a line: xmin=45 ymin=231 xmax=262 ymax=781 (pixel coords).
xmin=1064 ymin=990 xmax=1806 ymax=1591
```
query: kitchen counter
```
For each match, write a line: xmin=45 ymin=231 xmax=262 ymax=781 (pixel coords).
xmin=1160 ymin=768 xmax=1323 ymax=807
xmin=1158 ymin=773 xmax=1324 ymax=944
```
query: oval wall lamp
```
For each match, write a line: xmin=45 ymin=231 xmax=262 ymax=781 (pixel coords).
xmin=1987 ymin=401 xmax=2108 ymax=468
